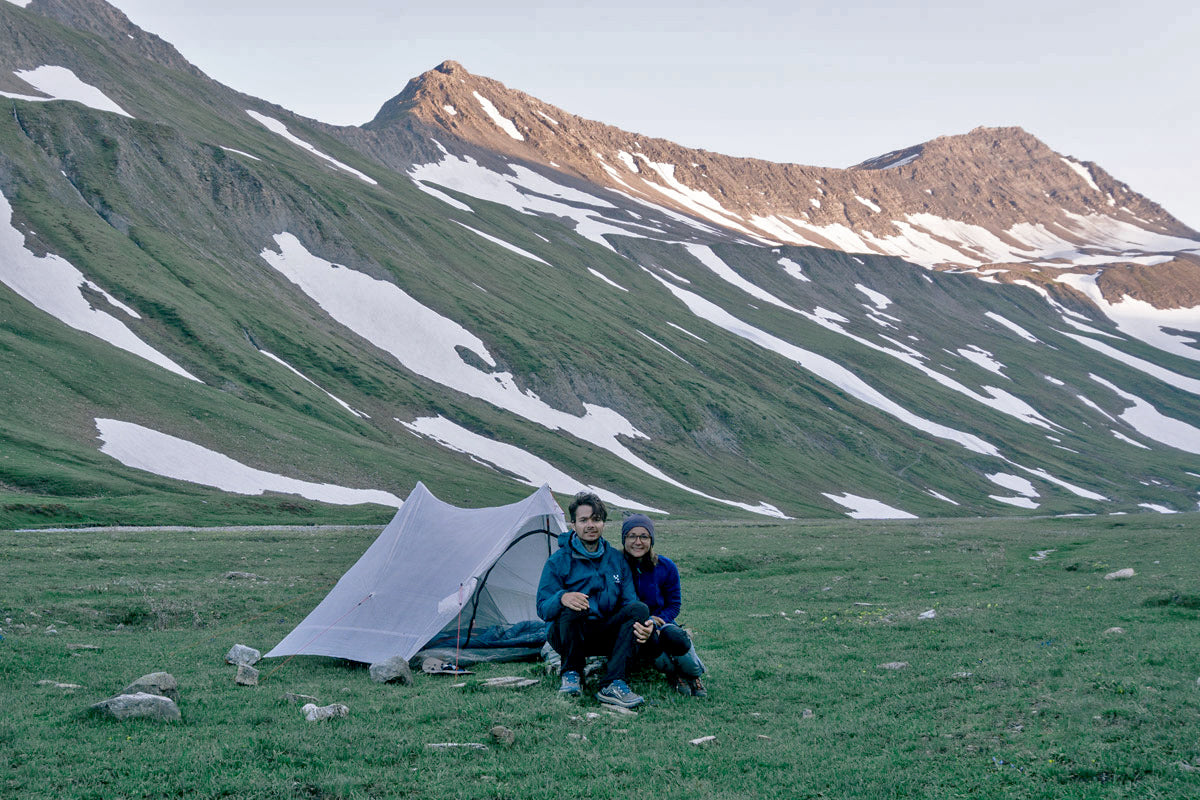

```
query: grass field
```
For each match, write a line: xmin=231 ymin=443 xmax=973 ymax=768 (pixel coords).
xmin=2 ymin=512 xmax=1199 ymax=799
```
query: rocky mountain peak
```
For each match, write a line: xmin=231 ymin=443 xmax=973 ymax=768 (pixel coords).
xmin=373 ymin=64 xmax=1198 ymax=305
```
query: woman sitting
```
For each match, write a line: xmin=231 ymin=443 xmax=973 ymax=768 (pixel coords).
xmin=621 ymin=514 xmax=707 ymax=697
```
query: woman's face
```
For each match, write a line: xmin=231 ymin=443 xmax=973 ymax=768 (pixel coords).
xmin=623 ymin=526 xmax=652 ymax=558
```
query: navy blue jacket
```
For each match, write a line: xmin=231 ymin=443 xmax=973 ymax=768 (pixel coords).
xmin=536 ymin=533 xmax=639 ymax=622
xmin=630 ymin=555 xmax=682 ymax=625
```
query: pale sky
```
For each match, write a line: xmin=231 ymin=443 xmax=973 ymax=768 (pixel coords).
xmin=108 ymin=1 xmax=1199 ymax=229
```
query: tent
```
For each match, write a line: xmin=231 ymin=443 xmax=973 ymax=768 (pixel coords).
xmin=265 ymin=482 xmax=566 ymax=665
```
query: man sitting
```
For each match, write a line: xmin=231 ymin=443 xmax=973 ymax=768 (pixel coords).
xmin=536 ymin=492 xmax=651 ymax=708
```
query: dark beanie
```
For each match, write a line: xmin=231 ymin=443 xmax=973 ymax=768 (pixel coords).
xmin=621 ymin=514 xmax=655 ymax=544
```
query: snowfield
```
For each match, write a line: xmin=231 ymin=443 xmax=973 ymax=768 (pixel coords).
xmin=2 ymin=65 xmax=132 ymax=117
xmin=96 ymin=419 xmax=402 ymax=507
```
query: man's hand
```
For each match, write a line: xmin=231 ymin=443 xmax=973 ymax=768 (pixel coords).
xmin=632 ymin=619 xmax=654 ymax=644
xmin=561 ymin=592 xmax=590 ymax=612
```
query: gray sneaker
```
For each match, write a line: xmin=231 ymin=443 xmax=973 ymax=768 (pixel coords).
xmin=559 ymin=670 xmax=581 ymax=696
xmin=596 ymin=679 xmax=643 ymax=708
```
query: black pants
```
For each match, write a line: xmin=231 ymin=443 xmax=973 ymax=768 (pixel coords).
xmin=548 ymin=601 xmax=649 ymax=687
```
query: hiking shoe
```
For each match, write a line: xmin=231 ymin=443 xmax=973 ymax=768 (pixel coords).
xmin=665 ymin=671 xmax=687 ymax=695
xmin=687 ymin=676 xmax=708 ymax=698
xmin=558 ymin=670 xmax=581 ymax=696
xmin=596 ymin=679 xmax=643 ymax=708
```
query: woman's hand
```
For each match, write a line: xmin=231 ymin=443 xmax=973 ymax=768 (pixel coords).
xmin=632 ymin=619 xmax=655 ymax=644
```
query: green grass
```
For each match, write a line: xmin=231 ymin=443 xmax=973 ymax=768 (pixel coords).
xmin=3 ymin=512 xmax=1198 ymax=799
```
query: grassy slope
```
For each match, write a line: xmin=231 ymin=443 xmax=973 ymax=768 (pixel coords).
xmin=1 ymin=513 xmax=1198 ymax=799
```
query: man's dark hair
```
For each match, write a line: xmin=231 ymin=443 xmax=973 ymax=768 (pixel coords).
xmin=568 ymin=491 xmax=608 ymax=523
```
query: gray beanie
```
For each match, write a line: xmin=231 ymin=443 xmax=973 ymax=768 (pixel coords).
xmin=621 ymin=514 xmax=655 ymax=544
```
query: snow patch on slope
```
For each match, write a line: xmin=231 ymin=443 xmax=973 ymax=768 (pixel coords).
xmin=96 ymin=419 xmax=401 ymax=506
xmin=246 ymin=110 xmax=377 ymax=184
xmin=823 ymin=492 xmax=917 ymax=519
xmin=2 ymin=66 xmax=132 ymax=117
xmin=400 ymin=415 xmax=663 ymax=512
xmin=0 ymin=190 xmax=198 ymax=381
xmin=259 ymin=349 xmax=367 ymax=419
xmin=472 ymin=91 xmax=524 ymax=141
xmin=1055 ymin=271 xmax=1200 ymax=362
xmin=1090 ymin=374 xmax=1200 ymax=455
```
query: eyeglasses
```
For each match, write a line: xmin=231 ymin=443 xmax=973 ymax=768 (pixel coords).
xmin=625 ymin=534 xmax=652 ymax=541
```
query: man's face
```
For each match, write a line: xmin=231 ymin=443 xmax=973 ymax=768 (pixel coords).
xmin=573 ymin=504 xmax=605 ymax=545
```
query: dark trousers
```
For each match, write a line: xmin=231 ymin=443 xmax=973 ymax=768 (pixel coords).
xmin=548 ymin=601 xmax=649 ymax=687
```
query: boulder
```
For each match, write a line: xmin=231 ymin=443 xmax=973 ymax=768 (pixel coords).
xmin=235 ymin=664 xmax=259 ymax=686
xmin=225 ymin=644 xmax=261 ymax=666
xmin=121 ymin=672 xmax=178 ymax=701
xmin=89 ymin=692 xmax=180 ymax=722
xmin=369 ymin=656 xmax=413 ymax=685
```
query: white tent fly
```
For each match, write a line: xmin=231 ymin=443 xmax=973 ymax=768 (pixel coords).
xmin=265 ymin=482 xmax=566 ymax=665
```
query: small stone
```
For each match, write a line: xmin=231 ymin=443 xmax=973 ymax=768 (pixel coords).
xmin=283 ymin=692 xmax=318 ymax=705
xmin=37 ymin=680 xmax=82 ymax=689
xmin=89 ymin=692 xmax=180 ymax=722
xmin=919 ymin=609 xmax=936 ymax=620
xmin=601 ymin=706 xmax=637 ymax=717
xmin=235 ymin=664 xmax=259 ymax=686
xmin=65 ymin=643 xmax=99 ymax=651
xmin=122 ymin=672 xmax=178 ymax=701
xmin=225 ymin=644 xmax=261 ymax=667
xmin=302 ymin=702 xmax=348 ymax=722
xmin=44 ymin=626 xmax=58 ymax=635
xmin=489 ymin=725 xmax=515 ymax=746
xmin=1179 ymin=761 xmax=1198 ymax=773
xmin=224 ymin=571 xmax=263 ymax=580
xmin=757 ymin=734 xmax=772 ymax=740
xmin=426 ymin=742 xmax=486 ymax=750
xmin=1104 ymin=568 xmax=1135 ymax=580
xmin=568 ymin=733 xmax=588 ymax=741
xmin=952 ymin=672 xmax=974 ymax=679
xmin=878 ymin=662 xmax=909 ymax=670
xmin=482 ymin=676 xmax=538 ymax=688
xmin=369 ymin=656 xmax=414 ymax=685
xmin=1104 ymin=627 xmax=1125 ymax=635
xmin=801 ymin=709 xmax=814 ymax=719
xmin=690 ymin=735 xmax=716 ymax=746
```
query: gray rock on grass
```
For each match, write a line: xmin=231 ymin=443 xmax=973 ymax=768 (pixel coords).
xmin=283 ymin=692 xmax=319 ymax=705
xmin=89 ymin=692 xmax=180 ymax=722
xmin=235 ymin=664 xmax=259 ymax=686
xmin=302 ymin=702 xmax=348 ymax=722
xmin=122 ymin=672 xmax=178 ymax=700
xmin=369 ymin=656 xmax=414 ymax=685
xmin=878 ymin=662 xmax=909 ymax=670
xmin=225 ymin=644 xmax=261 ymax=666
xmin=489 ymin=725 xmax=516 ymax=746
xmin=1104 ymin=568 xmax=1135 ymax=580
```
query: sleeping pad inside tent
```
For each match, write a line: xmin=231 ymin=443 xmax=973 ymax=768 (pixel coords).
xmin=265 ymin=482 xmax=567 ymax=665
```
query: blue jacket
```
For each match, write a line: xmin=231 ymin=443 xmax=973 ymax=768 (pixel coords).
xmin=537 ymin=533 xmax=639 ymax=622
xmin=630 ymin=555 xmax=682 ymax=625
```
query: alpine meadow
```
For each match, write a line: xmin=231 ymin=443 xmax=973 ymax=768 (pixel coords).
xmin=1 ymin=1 xmax=1199 ymax=798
